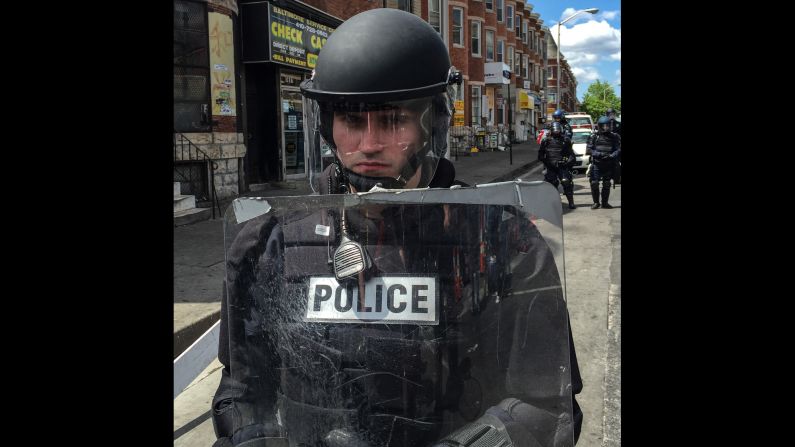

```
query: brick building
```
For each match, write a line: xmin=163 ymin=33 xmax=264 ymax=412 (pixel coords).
xmin=174 ymin=1 xmax=567 ymax=205
xmin=433 ymin=1 xmax=549 ymax=143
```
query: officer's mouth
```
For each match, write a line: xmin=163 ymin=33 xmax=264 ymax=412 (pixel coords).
xmin=354 ymin=162 xmax=391 ymax=174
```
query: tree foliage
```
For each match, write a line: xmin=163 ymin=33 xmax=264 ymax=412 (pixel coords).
xmin=580 ymin=80 xmax=621 ymax=121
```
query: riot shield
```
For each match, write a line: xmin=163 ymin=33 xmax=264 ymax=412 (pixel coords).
xmin=218 ymin=181 xmax=574 ymax=447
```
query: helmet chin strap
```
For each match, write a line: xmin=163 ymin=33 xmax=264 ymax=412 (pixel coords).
xmin=345 ymin=170 xmax=408 ymax=191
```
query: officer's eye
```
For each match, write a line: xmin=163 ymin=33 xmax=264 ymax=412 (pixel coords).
xmin=397 ymin=113 xmax=413 ymax=123
xmin=376 ymin=111 xmax=411 ymax=127
xmin=340 ymin=113 xmax=365 ymax=126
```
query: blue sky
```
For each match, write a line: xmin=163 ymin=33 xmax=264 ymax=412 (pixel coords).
xmin=529 ymin=0 xmax=621 ymax=101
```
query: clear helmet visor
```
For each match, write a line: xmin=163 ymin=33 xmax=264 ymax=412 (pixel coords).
xmin=304 ymin=92 xmax=453 ymax=193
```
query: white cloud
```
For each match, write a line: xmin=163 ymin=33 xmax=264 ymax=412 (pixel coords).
xmin=600 ymin=10 xmax=621 ymax=21
xmin=558 ymin=8 xmax=620 ymax=27
xmin=557 ymin=8 xmax=599 ymax=27
xmin=564 ymin=52 xmax=599 ymax=65
xmin=559 ymin=8 xmax=580 ymax=23
xmin=571 ymin=66 xmax=600 ymax=83
xmin=560 ymin=7 xmax=578 ymax=19
xmin=555 ymin=20 xmax=621 ymax=58
xmin=554 ymin=8 xmax=621 ymax=26
xmin=550 ymin=13 xmax=621 ymax=97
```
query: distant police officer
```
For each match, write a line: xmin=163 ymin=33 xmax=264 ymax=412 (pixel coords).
xmin=539 ymin=122 xmax=577 ymax=209
xmin=586 ymin=116 xmax=621 ymax=209
xmin=548 ymin=109 xmax=573 ymax=139
xmin=605 ymin=108 xmax=621 ymax=137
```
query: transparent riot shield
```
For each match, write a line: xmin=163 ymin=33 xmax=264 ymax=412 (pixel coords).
xmin=217 ymin=181 xmax=574 ymax=447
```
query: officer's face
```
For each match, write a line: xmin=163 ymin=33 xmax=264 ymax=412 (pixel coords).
xmin=333 ymin=107 xmax=423 ymax=189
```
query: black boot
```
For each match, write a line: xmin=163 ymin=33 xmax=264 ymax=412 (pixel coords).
xmin=566 ymin=193 xmax=576 ymax=209
xmin=601 ymin=184 xmax=612 ymax=209
xmin=590 ymin=184 xmax=600 ymax=209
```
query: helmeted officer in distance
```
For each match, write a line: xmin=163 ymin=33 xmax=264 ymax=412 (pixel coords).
xmin=538 ymin=121 xmax=577 ymax=209
xmin=586 ymin=116 xmax=621 ymax=209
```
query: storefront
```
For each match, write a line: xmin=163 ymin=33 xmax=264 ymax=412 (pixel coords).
xmin=239 ymin=1 xmax=340 ymax=188
xmin=517 ymin=88 xmax=532 ymax=141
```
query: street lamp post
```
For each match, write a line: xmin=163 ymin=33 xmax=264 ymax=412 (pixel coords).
xmin=556 ymin=8 xmax=598 ymax=113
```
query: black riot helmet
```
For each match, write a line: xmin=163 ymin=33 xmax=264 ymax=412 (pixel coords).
xmin=301 ymin=8 xmax=462 ymax=192
xmin=597 ymin=116 xmax=611 ymax=133
xmin=551 ymin=121 xmax=563 ymax=137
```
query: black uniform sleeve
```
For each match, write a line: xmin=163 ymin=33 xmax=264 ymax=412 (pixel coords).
xmin=212 ymin=216 xmax=286 ymax=445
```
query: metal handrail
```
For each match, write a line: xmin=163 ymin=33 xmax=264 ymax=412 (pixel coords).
xmin=173 ymin=131 xmax=222 ymax=219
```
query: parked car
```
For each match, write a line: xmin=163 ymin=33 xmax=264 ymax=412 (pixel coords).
xmin=570 ymin=128 xmax=592 ymax=172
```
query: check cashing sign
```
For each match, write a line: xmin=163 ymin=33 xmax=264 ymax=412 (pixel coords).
xmin=268 ymin=4 xmax=334 ymax=70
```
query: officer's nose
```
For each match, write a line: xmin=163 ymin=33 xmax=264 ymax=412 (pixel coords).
xmin=357 ymin=112 xmax=389 ymax=154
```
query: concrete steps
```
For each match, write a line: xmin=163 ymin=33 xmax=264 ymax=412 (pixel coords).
xmin=174 ymin=182 xmax=211 ymax=226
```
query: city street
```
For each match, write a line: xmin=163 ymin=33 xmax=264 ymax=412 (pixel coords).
xmin=520 ymin=165 xmax=621 ymax=447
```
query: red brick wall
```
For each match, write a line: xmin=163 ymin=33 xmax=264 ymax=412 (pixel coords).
xmin=468 ymin=0 xmax=484 ymax=16
xmin=214 ymin=115 xmax=237 ymax=133
xmin=300 ymin=0 xmax=378 ymax=21
xmin=450 ymin=2 xmax=469 ymax=75
xmin=484 ymin=4 xmax=497 ymax=29
xmin=468 ymin=12 xmax=485 ymax=82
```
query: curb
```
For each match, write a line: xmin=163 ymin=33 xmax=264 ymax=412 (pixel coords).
xmin=489 ymin=159 xmax=541 ymax=183
xmin=602 ymin=216 xmax=621 ymax=446
xmin=174 ymin=310 xmax=221 ymax=359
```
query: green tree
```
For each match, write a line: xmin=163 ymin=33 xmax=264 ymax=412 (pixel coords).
xmin=580 ymin=80 xmax=621 ymax=121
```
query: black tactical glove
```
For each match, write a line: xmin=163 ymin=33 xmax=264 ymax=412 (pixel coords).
xmin=432 ymin=398 xmax=573 ymax=447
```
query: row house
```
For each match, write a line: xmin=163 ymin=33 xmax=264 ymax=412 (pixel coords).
xmin=174 ymin=1 xmax=564 ymax=201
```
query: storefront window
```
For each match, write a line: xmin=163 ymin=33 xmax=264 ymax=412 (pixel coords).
xmin=281 ymin=71 xmax=310 ymax=176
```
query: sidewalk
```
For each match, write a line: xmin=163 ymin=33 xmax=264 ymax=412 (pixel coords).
xmin=173 ymin=140 xmax=543 ymax=444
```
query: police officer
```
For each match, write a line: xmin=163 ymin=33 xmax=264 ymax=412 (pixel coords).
xmin=212 ymin=8 xmax=583 ymax=447
xmin=586 ymin=116 xmax=621 ymax=209
xmin=538 ymin=121 xmax=577 ymax=209
xmin=605 ymin=107 xmax=621 ymax=137
xmin=548 ymin=109 xmax=573 ymax=139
